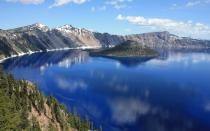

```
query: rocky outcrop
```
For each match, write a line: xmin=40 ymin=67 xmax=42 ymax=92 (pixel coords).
xmin=0 ymin=23 xmax=209 ymax=59
xmin=95 ymin=31 xmax=210 ymax=49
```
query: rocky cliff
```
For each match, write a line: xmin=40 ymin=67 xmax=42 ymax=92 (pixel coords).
xmin=0 ymin=23 xmax=209 ymax=59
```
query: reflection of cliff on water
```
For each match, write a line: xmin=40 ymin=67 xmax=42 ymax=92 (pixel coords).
xmin=2 ymin=50 xmax=90 ymax=70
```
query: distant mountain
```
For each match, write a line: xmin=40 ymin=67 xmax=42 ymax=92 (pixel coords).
xmin=0 ymin=23 xmax=210 ymax=59
xmin=94 ymin=31 xmax=210 ymax=49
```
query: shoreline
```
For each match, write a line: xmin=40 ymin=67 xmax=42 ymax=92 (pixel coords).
xmin=0 ymin=46 xmax=101 ymax=63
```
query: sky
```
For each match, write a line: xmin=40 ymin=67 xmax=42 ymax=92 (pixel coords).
xmin=0 ymin=0 xmax=210 ymax=39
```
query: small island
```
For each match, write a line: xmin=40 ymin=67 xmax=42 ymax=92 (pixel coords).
xmin=90 ymin=40 xmax=159 ymax=58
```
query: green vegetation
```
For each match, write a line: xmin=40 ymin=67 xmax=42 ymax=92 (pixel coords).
xmin=0 ymin=66 xmax=98 ymax=131
xmin=90 ymin=40 xmax=159 ymax=58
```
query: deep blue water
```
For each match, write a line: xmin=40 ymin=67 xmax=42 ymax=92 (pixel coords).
xmin=1 ymin=50 xmax=210 ymax=131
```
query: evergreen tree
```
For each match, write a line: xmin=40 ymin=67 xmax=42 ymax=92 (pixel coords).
xmin=31 ymin=117 xmax=41 ymax=131
xmin=0 ymin=88 xmax=21 ymax=130
xmin=0 ymin=67 xmax=95 ymax=131
xmin=48 ymin=122 xmax=57 ymax=131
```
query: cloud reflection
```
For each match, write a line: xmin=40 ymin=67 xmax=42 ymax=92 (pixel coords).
xmin=109 ymin=98 xmax=150 ymax=124
xmin=205 ymin=102 xmax=210 ymax=112
xmin=57 ymin=77 xmax=87 ymax=92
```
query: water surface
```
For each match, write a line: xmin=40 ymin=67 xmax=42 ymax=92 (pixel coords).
xmin=2 ymin=50 xmax=210 ymax=131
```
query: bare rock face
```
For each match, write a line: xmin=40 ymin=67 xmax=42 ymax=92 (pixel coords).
xmin=55 ymin=25 xmax=101 ymax=47
xmin=94 ymin=31 xmax=210 ymax=49
xmin=0 ymin=23 xmax=210 ymax=58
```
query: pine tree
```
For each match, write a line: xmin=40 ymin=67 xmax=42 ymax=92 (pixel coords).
xmin=0 ymin=88 xmax=21 ymax=130
xmin=31 ymin=117 xmax=41 ymax=131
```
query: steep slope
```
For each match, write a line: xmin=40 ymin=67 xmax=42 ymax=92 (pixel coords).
xmin=0 ymin=24 xmax=75 ymax=53
xmin=0 ymin=23 xmax=101 ymax=59
xmin=94 ymin=31 xmax=210 ymax=49
xmin=0 ymin=23 xmax=210 ymax=60
xmin=0 ymin=67 xmax=96 ymax=131
xmin=55 ymin=25 xmax=101 ymax=47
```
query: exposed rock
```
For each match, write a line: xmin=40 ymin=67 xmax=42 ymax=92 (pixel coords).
xmin=0 ymin=23 xmax=209 ymax=59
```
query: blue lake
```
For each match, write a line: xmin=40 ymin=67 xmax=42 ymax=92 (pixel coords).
xmin=1 ymin=50 xmax=210 ymax=131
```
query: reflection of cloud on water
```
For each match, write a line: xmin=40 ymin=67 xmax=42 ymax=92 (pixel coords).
xmin=113 ymin=85 xmax=128 ymax=92
xmin=90 ymin=70 xmax=129 ymax=92
xmin=90 ymin=70 xmax=105 ymax=79
xmin=109 ymin=98 xmax=150 ymax=124
xmin=57 ymin=77 xmax=87 ymax=92
xmin=204 ymin=102 xmax=210 ymax=112
xmin=107 ymin=75 xmax=129 ymax=92
xmin=115 ymin=62 xmax=121 ymax=69
xmin=108 ymin=97 xmax=198 ymax=131
xmin=148 ymin=53 xmax=210 ymax=66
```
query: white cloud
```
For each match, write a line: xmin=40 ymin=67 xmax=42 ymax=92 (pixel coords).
xmin=49 ymin=0 xmax=90 ymax=8
xmin=90 ymin=6 xmax=96 ymax=12
xmin=186 ymin=1 xmax=201 ymax=7
xmin=116 ymin=14 xmax=210 ymax=38
xmin=172 ymin=0 xmax=210 ymax=9
xmin=90 ymin=0 xmax=133 ymax=12
xmin=99 ymin=5 xmax=107 ymax=11
xmin=5 ymin=0 xmax=44 ymax=4
xmin=186 ymin=0 xmax=210 ymax=7
xmin=106 ymin=0 xmax=133 ymax=9
xmin=90 ymin=5 xmax=107 ymax=12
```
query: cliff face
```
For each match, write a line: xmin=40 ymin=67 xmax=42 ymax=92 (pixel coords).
xmin=94 ymin=31 xmax=210 ymax=49
xmin=0 ymin=24 xmax=81 ymax=56
xmin=0 ymin=23 xmax=209 ymax=59
xmin=126 ymin=32 xmax=210 ymax=49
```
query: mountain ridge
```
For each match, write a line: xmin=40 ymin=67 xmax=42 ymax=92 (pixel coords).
xmin=4 ymin=23 xmax=209 ymax=41
xmin=0 ymin=23 xmax=210 ymax=60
